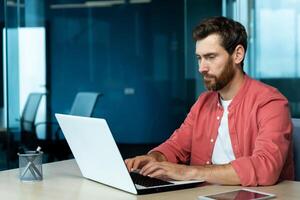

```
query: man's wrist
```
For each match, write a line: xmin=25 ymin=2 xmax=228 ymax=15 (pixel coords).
xmin=148 ymin=151 xmax=166 ymax=162
xmin=186 ymin=165 xmax=203 ymax=180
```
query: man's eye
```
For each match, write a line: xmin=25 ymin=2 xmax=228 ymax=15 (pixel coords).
xmin=208 ymin=55 xmax=215 ymax=59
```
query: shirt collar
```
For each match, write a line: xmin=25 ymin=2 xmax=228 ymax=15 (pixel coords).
xmin=214 ymin=74 xmax=251 ymax=110
xmin=228 ymin=74 xmax=250 ymax=109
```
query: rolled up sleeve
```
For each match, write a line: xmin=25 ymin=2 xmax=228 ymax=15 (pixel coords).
xmin=231 ymin=97 xmax=292 ymax=186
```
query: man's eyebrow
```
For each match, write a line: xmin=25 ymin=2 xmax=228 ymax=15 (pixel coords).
xmin=195 ymin=53 xmax=217 ymax=58
xmin=203 ymin=53 xmax=217 ymax=57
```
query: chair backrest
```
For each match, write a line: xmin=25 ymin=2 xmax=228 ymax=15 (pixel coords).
xmin=55 ymin=92 xmax=102 ymax=141
xmin=69 ymin=92 xmax=101 ymax=117
xmin=21 ymin=93 xmax=44 ymax=132
xmin=292 ymin=118 xmax=300 ymax=181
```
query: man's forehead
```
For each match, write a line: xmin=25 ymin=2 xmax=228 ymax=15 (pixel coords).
xmin=196 ymin=34 xmax=222 ymax=48
xmin=195 ymin=34 xmax=224 ymax=55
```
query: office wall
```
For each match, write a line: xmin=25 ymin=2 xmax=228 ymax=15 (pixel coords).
xmin=48 ymin=0 xmax=222 ymax=144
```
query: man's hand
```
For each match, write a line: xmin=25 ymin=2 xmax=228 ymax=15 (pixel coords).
xmin=125 ymin=155 xmax=156 ymax=172
xmin=139 ymin=161 xmax=240 ymax=185
xmin=126 ymin=153 xmax=240 ymax=185
xmin=139 ymin=161 xmax=197 ymax=181
xmin=124 ymin=151 xmax=167 ymax=172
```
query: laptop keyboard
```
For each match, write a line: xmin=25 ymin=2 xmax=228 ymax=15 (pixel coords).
xmin=130 ymin=172 xmax=174 ymax=187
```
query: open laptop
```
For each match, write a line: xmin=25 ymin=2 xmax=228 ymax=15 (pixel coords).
xmin=55 ymin=114 xmax=204 ymax=195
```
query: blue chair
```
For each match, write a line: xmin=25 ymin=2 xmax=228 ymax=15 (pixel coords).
xmin=54 ymin=92 xmax=102 ymax=140
xmin=49 ymin=92 xmax=102 ymax=161
xmin=69 ymin=92 xmax=102 ymax=117
xmin=292 ymin=118 xmax=300 ymax=181
xmin=5 ymin=93 xmax=45 ymax=163
xmin=20 ymin=93 xmax=45 ymax=147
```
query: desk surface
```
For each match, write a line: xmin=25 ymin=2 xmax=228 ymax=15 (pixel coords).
xmin=0 ymin=159 xmax=299 ymax=200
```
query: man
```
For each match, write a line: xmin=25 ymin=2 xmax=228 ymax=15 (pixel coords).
xmin=125 ymin=16 xmax=294 ymax=186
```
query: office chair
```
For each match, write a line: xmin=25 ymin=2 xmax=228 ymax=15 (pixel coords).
xmin=19 ymin=93 xmax=45 ymax=148
xmin=4 ymin=93 xmax=45 ymax=164
xmin=292 ymin=118 xmax=300 ymax=181
xmin=47 ymin=92 xmax=102 ymax=161
xmin=69 ymin=92 xmax=102 ymax=116
xmin=54 ymin=92 xmax=102 ymax=140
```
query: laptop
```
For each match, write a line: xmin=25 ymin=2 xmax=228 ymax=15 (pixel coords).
xmin=55 ymin=114 xmax=204 ymax=195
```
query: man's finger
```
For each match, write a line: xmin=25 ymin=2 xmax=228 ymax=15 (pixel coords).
xmin=141 ymin=162 xmax=162 ymax=176
xmin=139 ymin=161 xmax=155 ymax=175
xmin=148 ymin=169 xmax=166 ymax=178
xmin=125 ymin=159 xmax=133 ymax=171
xmin=132 ymin=158 xmax=142 ymax=171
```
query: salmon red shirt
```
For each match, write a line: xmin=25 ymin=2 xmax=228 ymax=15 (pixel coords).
xmin=151 ymin=75 xmax=294 ymax=186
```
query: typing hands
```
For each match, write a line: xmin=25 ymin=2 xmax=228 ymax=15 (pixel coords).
xmin=125 ymin=154 xmax=196 ymax=181
xmin=139 ymin=161 xmax=195 ymax=181
xmin=125 ymin=155 xmax=157 ymax=172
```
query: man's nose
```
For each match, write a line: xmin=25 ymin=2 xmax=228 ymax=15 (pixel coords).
xmin=199 ymin=60 xmax=208 ymax=74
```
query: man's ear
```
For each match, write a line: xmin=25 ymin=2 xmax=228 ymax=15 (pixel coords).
xmin=233 ymin=44 xmax=245 ymax=65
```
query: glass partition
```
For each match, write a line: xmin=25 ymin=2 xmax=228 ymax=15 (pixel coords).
xmin=2 ymin=0 xmax=222 ymax=169
xmin=3 ymin=0 xmax=47 ymax=168
xmin=0 ymin=0 xmax=6 ymax=170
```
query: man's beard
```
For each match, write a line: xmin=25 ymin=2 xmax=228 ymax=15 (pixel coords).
xmin=202 ymin=58 xmax=235 ymax=91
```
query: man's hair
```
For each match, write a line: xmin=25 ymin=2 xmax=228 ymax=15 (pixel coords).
xmin=192 ymin=16 xmax=248 ymax=68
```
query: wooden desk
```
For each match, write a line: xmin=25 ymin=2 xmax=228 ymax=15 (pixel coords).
xmin=0 ymin=159 xmax=299 ymax=200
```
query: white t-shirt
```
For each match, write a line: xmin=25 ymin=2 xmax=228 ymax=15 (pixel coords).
xmin=211 ymin=98 xmax=236 ymax=164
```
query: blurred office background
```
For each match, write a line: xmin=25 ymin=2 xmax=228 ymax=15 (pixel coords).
xmin=0 ymin=0 xmax=299 ymax=169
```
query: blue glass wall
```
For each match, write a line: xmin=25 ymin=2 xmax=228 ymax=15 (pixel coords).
xmin=47 ymin=0 xmax=223 ymax=143
xmin=49 ymin=0 xmax=187 ymax=143
xmin=3 ymin=0 xmax=222 ymax=168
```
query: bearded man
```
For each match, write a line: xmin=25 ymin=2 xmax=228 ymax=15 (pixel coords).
xmin=125 ymin=16 xmax=294 ymax=186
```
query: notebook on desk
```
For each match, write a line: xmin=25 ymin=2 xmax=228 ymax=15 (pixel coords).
xmin=55 ymin=114 xmax=203 ymax=195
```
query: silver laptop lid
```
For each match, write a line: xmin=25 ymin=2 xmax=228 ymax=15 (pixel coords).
xmin=55 ymin=114 xmax=137 ymax=194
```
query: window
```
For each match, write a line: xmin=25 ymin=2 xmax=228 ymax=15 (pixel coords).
xmin=225 ymin=0 xmax=300 ymax=117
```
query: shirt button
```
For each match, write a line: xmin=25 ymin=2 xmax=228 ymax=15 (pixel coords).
xmin=210 ymin=139 xmax=214 ymax=143
xmin=217 ymin=116 xmax=220 ymax=120
xmin=206 ymin=161 xmax=210 ymax=164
